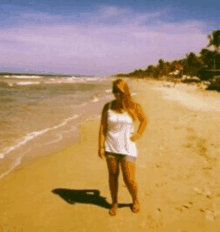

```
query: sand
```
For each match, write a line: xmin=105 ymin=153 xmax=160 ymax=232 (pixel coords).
xmin=1 ymin=79 xmax=220 ymax=232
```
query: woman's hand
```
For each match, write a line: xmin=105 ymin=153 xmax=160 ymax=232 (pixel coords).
xmin=98 ymin=147 xmax=105 ymax=159
xmin=130 ymin=133 xmax=141 ymax=142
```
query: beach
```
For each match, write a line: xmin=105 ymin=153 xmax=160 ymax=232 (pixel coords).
xmin=1 ymin=79 xmax=220 ymax=232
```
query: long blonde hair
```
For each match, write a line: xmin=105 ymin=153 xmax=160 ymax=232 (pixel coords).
xmin=112 ymin=79 xmax=137 ymax=121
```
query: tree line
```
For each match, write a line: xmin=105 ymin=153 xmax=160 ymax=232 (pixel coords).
xmin=116 ymin=30 xmax=220 ymax=79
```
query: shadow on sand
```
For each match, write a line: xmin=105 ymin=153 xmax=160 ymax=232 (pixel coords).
xmin=52 ymin=189 xmax=131 ymax=210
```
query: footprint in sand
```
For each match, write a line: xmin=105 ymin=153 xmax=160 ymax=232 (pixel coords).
xmin=205 ymin=210 xmax=215 ymax=221
xmin=175 ymin=202 xmax=193 ymax=212
xmin=183 ymin=202 xmax=193 ymax=209
xmin=184 ymin=128 xmax=217 ymax=167
xmin=193 ymin=187 xmax=212 ymax=198
xmin=200 ymin=208 xmax=220 ymax=221
xmin=142 ymin=214 xmax=162 ymax=229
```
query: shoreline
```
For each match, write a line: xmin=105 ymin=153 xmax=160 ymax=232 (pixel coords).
xmin=0 ymin=76 xmax=114 ymax=180
xmin=1 ymin=79 xmax=220 ymax=231
xmin=0 ymin=113 xmax=102 ymax=181
xmin=0 ymin=92 xmax=112 ymax=180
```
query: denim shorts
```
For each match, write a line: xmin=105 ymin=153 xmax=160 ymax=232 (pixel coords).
xmin=105 ymin=152 xmax=136 ymax=163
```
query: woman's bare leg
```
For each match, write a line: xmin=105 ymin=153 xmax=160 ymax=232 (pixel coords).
xmin=106 ymin=157 xmax=120 ymax=216
xmin=120 ymin=159 xmax=140 ymax=213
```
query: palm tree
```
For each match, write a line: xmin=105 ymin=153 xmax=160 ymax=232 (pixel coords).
xmin=207 ymin=30 xmax=220 ymax=51
xmin=207 ymin=30 xmax=220 ymax=69
xmin=200 ymin=48 xmax=215 ymax=69
xmin=184 ymin=52 xmax=202 ymax=76
xmin=158 ymin=59 xmax=166 ymax=76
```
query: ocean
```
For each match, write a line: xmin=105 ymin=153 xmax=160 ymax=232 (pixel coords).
xmin=0 ymin=74 xmax=123 ymax=180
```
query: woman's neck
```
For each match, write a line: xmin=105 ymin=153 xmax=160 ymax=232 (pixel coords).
xmin=114 ymin=100 xmax=123 ymax=107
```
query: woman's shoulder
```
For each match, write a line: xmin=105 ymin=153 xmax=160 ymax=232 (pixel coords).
xmin=103 ymin=101 xmax=113 ymax=111
xmin=131 ymin=101 xmax=144 ymax=114
xmin=130 ymin=100 xmax=140 ymax=108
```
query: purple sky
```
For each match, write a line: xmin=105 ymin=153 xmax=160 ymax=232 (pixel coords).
xmin=0 ymin=3 xmax=218 ymax=75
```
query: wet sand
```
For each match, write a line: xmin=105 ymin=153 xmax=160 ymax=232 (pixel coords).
xmin=1 ymin=79 xmax=220 ymax=232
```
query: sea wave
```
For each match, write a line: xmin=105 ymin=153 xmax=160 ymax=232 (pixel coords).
xmin=0 ymin=77 xmax=111 ymax=180
xmin=0 ymin=76 xmax=104 ymax=88
xmin=0 ymin=154 xmax=23 ymax=180
xmin=17 ymin=81 xmax=41 ymax=86
xmin=45 ymin=134 xmax=63 ymax=145
xmin=0 ymin=114 xmax=79 ymax=159
xmin=1 ymin=74 xmax=103 ymax=82
xmin=90 ymin=96 xmax=99 ymax=103
xmin=0 ymin=81 xmax=100 ymax=94
xmin=3 ymin=75 xmax=42 ymax=79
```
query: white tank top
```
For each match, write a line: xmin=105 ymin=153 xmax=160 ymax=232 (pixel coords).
xmin=105 ymin=101 xmax=138 ymax=157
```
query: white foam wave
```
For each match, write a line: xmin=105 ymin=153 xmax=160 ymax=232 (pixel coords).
xmin=63 ymin=76 xmax=102 ymax=83
xmin=46 ymin=134 xmax=63 ymax=145
xmin=0 ymin=114 xmax=79 ymax=159
xmin=105 ymin=89 xmax=112 ymax=93
xmin=0 ymin=155 xmax=23 ymax=180
xmin=66 ymin=76 xmax=101 ymax=82
xmin=62 ymin=76 xmax=82 ymax=83
xmin=4 ymin=75 xmax=42 ymax=79
xmin=79 ymin=102 xmax=88 ymax=107
xmin=65 ymin=77 xmax=77 ymax=82
xmin=84 ymin=114 xmax=101 ymax=122
xmin=4 ymin=76 xmax=105 ymax=86
xmin=17 ymin=81 xmax=41 ymax=86
xmin=44 ymin=77 xmax=86 ymax=84
xmin=90 ymin=96 xmax=99 ymax=103
xmin=46 ymin=125 xmax=78 ymax=145
xmin=86 ymin=77 xmax=98 ymax=81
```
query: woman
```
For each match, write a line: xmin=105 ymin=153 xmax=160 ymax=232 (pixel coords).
xmin=98 ymin=79 xmax=147 ymax=216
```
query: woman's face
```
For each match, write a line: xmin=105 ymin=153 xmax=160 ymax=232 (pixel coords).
xmin=112 ymin=87 xmax=123 ymax=102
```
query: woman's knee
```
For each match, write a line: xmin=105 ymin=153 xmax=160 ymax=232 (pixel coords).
xmin=123 ymin=176 xmax=136 ymax=186
xmin=109 ymin=170 xmax=119 ymax=178
xmin=107 ymin=158 xmax=119 ymax=176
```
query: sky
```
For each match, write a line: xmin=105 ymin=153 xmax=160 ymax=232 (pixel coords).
xmin=0 ymin=0 xmax=220 ymax=75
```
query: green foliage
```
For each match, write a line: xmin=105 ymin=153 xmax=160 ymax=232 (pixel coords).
xmin=207 ymin=30 xmax=220 ymax=51
xmin=200 ymin=49 xmax=215 ymax=69
xmin=115 ymin=30 xmax=220 ymax=79
xmin=183 ymin=52 xmax=203 ymax=76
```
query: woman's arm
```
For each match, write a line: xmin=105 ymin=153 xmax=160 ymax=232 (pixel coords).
xmin=98 ymin=103 xmax=108 ymax=159
xmin=130 ymin=103 xmax=147 ymax=141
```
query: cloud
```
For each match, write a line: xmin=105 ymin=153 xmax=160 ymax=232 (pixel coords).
xmin=100 ymin=6 xmax=127 ymax=18
xmin=0 ymin=6 xmax=209 ymax=75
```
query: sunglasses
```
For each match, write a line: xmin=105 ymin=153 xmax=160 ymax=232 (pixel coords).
xmin=112 ymin=88 xmax=122 ymax=94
